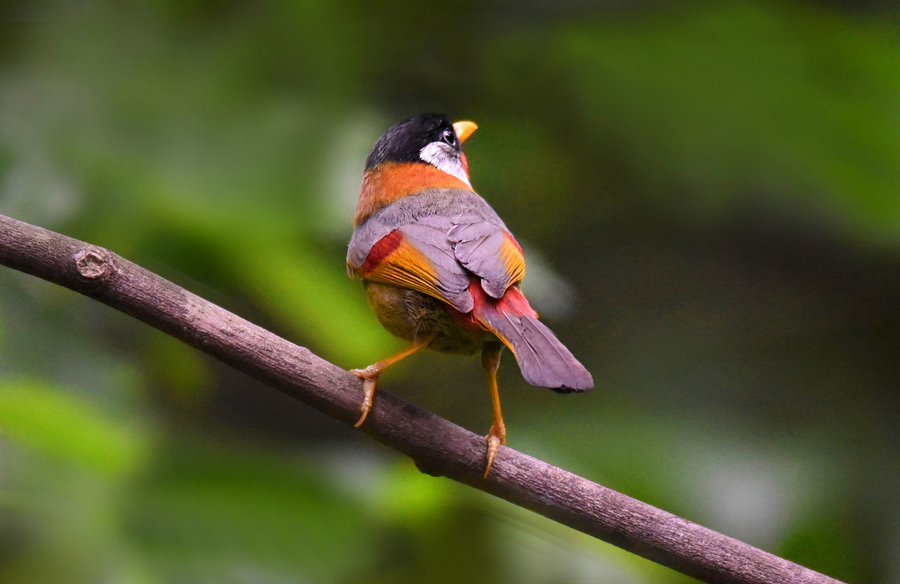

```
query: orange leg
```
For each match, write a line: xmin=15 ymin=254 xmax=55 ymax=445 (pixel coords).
xmin=350 ymin=337 xmax=430 ymax=427
xmin=482 ymin=342 xmax=506 ymax=478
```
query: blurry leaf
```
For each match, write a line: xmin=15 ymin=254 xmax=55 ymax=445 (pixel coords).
xmin=235 ymin=238 xmax=397 ymax=366
xmin=0 ymin=378 xmax=149 ymax=476
xmin=779 ymin=503 xmax=869 ymax=582
xmin=316 ymin=111 xmax=385 ymax=239
xmin=374 ymin=460 xmax=456 ymax=525
xmin=44 ymin=77 xmax=396 ymax=367
xmin=464 ymin=115 xmax=580 ymax=240
xmin=547 ymin=1 xmax=900 ymax=240
xmin=516 ymin=408 xmax=695 ymax=514
xmin=145 ymin=332 xmax=213 ymax=406
xmin=127 ymin=440 xmax=369 ymax=582
xmin=145 ymin=191 xmax=397 ymax=366
xmin=482 ymin=498 xmax=678 ymax=584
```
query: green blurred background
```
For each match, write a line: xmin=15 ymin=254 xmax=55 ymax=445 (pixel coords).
xmin=1 ymin=0 xmax=898 ymax=582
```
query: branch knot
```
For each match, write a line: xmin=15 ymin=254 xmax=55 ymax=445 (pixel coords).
xmin=73 ymin=248 xmax=111 ymax=280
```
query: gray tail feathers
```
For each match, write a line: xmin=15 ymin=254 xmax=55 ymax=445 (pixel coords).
xmin=483 ymin=311 xmax=593 ymax=393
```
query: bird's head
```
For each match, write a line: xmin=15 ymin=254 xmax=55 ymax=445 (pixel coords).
xmin=365 ymin=113 xmax=478 ymax=186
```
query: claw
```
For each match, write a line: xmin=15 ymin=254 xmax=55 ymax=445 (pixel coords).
xmin=349 ymin=340 xmax=431 ymax=429
xmin=350 ymin=369 xmax=379 ymax=427
xmin=484 ymin=422 xmax=506 ymax=478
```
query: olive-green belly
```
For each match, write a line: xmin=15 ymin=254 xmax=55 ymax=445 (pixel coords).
xmin=364 ymin=281 xmax=491 ymax=355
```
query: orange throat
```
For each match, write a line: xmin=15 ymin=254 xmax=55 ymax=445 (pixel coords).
xmin=354 ymin=162 xmax=473 ymax=224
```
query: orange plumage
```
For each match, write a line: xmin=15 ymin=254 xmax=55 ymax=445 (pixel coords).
xmin=355 ymin=161 xmax=473 ymax=224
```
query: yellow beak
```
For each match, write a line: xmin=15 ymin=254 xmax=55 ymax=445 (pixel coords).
xmin=453 ymin=121 xmax=478 ymax=144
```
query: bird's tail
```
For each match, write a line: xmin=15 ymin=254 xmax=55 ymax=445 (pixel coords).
xmin=474 ymin=285 xmax=593 ymax=393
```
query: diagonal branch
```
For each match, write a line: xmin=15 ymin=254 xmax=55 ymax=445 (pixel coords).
xmin=0 ymin=214 xmax=841 ymax=584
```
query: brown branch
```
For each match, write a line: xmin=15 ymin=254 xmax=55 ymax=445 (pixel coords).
xmin=0 ymin=213 xmax=841 ymax=584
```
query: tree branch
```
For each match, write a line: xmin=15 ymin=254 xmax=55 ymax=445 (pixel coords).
xmin=0 ymin=213 xmax=841 ymax=584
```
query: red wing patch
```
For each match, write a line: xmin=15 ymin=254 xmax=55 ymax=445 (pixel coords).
xmin=359 ymin=230 xmax=452 ymax=305
xmin=362 ymin=229 xmax=403 ymax=276
xmin=449 ymin=281 xmax=537 ymax=334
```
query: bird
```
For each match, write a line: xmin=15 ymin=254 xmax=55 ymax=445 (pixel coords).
xmin=347 ymin=113 xmax=592 ymax=477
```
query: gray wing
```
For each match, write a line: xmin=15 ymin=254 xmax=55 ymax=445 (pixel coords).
xmin=347 ymin=212 xmax=474 ymax=312
xmin=447 ymin=215 xmax=525 ymax=299
xmin=347 ymin=188 xmax=526 ymax=310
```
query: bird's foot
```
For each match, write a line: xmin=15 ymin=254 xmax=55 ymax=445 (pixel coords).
xmin=350 ymin=368 xmax=380 ymax=427
xmin=483 ymin=422 xmax=507 ymax=478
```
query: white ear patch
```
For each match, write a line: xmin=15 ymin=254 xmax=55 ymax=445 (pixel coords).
xmin=419 ymin=142 xmax=471 ymax=186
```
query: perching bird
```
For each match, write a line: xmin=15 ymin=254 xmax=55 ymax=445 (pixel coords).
xmin=347 ymin=114 xmax=592 ymax=476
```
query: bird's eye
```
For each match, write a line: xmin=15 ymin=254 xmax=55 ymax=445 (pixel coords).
xmin=442 ymin=128 xmax=457 ymax=145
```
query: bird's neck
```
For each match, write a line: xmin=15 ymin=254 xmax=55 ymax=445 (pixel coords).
xmin=354 ymin=162 xmax=473 ymax=225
